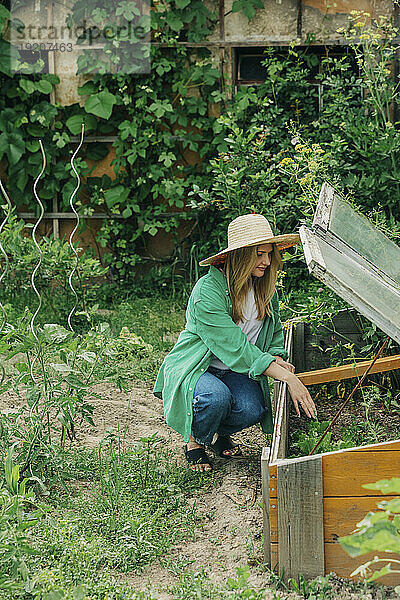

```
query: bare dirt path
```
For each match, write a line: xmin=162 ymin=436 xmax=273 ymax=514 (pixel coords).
xmin=2 ymin=381 xmax=396 ymax=599
xmin=78 ymin=380 xmax=274 ymax=598
xmin=76 ymin=382 xmax=398 ymax=600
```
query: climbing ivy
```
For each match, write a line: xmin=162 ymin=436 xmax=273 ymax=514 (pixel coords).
xmin=0 ymin=0 xmax=265 ymax=285
xmin=1 ymin=3 xmax=399 ymax=294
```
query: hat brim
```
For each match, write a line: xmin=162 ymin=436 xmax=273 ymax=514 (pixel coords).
xmin=199 ymin=234 xmax=301 ymax=266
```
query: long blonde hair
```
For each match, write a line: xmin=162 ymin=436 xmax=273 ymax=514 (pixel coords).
xmin=224 ymin=244 xmax=282 ymax=323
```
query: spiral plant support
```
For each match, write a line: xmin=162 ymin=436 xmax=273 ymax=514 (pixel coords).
xmin=29 ymin=140 xmax=47 ymax=382
xmin=67 ymin=123 xmax=85 ymax=331
xmin=0 ymin=179 xmax=13 ymax=386
xmin=0 ymin=126 xmax=85 ymax=388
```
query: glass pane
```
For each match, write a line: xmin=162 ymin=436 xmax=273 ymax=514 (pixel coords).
xmin=302 ymin=228 xmax=400 ymax=344
xmin=329 ymin=196 xmax=400 ymax=286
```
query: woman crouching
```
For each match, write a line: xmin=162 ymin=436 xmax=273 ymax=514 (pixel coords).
xmin=153 ymin=214 xmax=316 ymax=471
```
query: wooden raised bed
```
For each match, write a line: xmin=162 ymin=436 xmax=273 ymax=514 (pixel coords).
xmin=262 ymin=321 xmax=400 ymax=585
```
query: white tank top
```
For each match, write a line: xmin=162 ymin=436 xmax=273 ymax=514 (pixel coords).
xmin=209 ymin=286 xmax=264 ymax=370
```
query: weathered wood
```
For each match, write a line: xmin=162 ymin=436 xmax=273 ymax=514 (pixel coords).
xmin=270 ymin=324 xmax=293 ymax=461
xmin=277 ymin=456 xmax=324 ymax=580
xmin=270 ymin=542 xmax=278 ymax=569
xmin=270 ymin=325 xmax=293 ymax=460
xmin=313 ymin=181 xmax=334 ymax=232
xmin=292 ymin=321 xmax=306 ymax=374
xmin=297 ymin=354 xmax=400 ymax=386
xmin=299 ymin=225 xmax=400 ymax=345
xmin=322 ymin=448 xmax=400 ymax=497
xmin=17 ymin=212 xmax=126 ymax=220
xmin=272 ymin=380 xmax=280 ymax=416
xmin=270 ymin=496 xmax=399 ymax=543
xmin=261 ymin=447 xmax=271 ymax=566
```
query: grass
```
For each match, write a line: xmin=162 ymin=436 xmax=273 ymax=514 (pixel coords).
xmin=0 ymin=435 xmax=211 ymax=599
xmin=1 ymin=292 xmax=398 ymax=600
xmin=68 ymin=297 xmax=187 ymax=387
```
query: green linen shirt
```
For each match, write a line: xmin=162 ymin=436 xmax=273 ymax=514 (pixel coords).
xmin=153 ymin=265 xmax=289 ymax=443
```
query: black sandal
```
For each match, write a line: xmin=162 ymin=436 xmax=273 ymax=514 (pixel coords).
xmin=209 ymin=436 xmax=242 ymax=458
xmin=184 ymin=445 xmax=212 ymax=470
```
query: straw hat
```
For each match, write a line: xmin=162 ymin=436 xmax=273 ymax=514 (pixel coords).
xmin=199 ymin=213 xmax=301 ymax=266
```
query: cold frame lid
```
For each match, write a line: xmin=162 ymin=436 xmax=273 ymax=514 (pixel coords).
xmin=299 ymin=182 xmax=400 ymax=344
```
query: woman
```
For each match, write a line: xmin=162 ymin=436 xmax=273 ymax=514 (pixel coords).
xmin=153 ymin=214 xmax=316 ymax=472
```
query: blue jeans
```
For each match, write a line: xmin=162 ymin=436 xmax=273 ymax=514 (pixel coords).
xmin=191 ymin=366 xmax=267 ymax=446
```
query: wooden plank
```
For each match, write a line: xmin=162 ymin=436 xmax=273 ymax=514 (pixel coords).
xmin=271 ymin=542 xmax=400 ymax=585
xmin=313 ymin=181 xmax=334 ymax=231
xmin=270 ymin=324 xmax=293 ymax=462
xmin=17 ymin=211 xmax=193 ymax=220
xmin=270 ymin=542 xmax=279 ymax=570
xmin=325 ymin=544 xmax=400 ymax=586
xmin=270 ymin=496 xmax=399 ymax=543
xmin=292 ymin=321 xmax=306 ymax=374
xmin=323 ymin=449 xmax=400 ymax=497
xmin=323 ymin=496 xmax=399 ymax=542
xmin=297 ymin=354 xmax=400 ymax=386
xmin=272 ymin=380 xmax=279 ymax=416
xmin=269 ymin=464 xmax=277 ymax=497
xmin=277 ymin=456 xmax=324 ymax=580
xmin=300 ymin=226 xmax=400 ymax=346
xmin=261 ymin=447 xmax=271 ymax=566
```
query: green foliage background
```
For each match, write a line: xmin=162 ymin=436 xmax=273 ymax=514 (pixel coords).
xmin=0 ymin=2 xmax=399 ymax=296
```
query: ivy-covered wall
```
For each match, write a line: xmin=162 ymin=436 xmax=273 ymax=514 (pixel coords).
xmin=1 ymin=0 xmax=399 ymax=291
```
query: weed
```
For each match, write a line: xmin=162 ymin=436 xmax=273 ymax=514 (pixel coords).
xmin=0 ymin=447 xmax=49 ymax=596
xmin=291 ymin=420 xmax=353 ymax=456
xmin=287 ymin=573 xmax=333 ymax=599
xmin=169 ymin=566 xmax=266 ymax=600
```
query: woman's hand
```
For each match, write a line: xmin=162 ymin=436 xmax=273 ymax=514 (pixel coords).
xmin=263 ymin=361 xmax=316 ymax=419
xmin=286 ymin=374 xmax=317 ymax=419
xmin=274 ymin=356 xmax=295 ymax=374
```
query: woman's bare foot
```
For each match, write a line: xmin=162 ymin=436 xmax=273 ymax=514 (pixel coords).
xmin=185 ymin=436 xmax=212 ymax=472
xmin=211 ymin=435 xmax=242 ymax=457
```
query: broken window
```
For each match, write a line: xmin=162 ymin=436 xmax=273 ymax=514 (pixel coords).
xmin=300 ymin=183 xmax=400 ymax=345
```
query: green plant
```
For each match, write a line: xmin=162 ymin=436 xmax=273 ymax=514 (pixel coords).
xmin=359 ymin=385 xmax=386 ymax=444
xmin=0 ymin=447 xmax=49 ymax=594
xmin=339 ymin=477 xmax=400 ymax=593
xmin=291 ymin=420 xmax=353 ymax=456
xmin=169 ymin=566 xmax=267 ymax=599
xmin=0 ymin=315 xmax=116 ymax=478
xmin=288 ymin=573 xmax=333 ymax=599
xmin=0 ymin=212 xmax=108 ymax=323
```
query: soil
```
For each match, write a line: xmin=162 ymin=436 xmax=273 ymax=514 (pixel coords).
xmin=79 ymin=381 xmax=272 ymax=597
xmin=287 ymin=381 xmax=400 ymax=457
xmin=64 ymin=381 xmax=400 ymax=599
xmin=1 ymin=380 xmax=398 ymax=599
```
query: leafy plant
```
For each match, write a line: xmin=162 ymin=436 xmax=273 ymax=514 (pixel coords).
xmin=339 ymin=477 xmax=400 ymax=593
xmin=0 ymin=316 xmax=116 ymax=478
xmin=287 ymin=573 xmax=333 ymax=599
xmin=0 ymin=447 xmax=49 ymax=594
xmin=291 ymin=420 xmax=353 ymax=456
xmin=0 ymin=212 xmax=108 ymax=322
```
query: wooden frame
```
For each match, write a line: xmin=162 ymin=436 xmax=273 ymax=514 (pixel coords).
xmin=297 ymin=354 xmax=400 ymax=386
xmin=300 ymin=184 xmax=400 ymax=345
xmin=262 ymin=321 xmax=400 ymax=585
